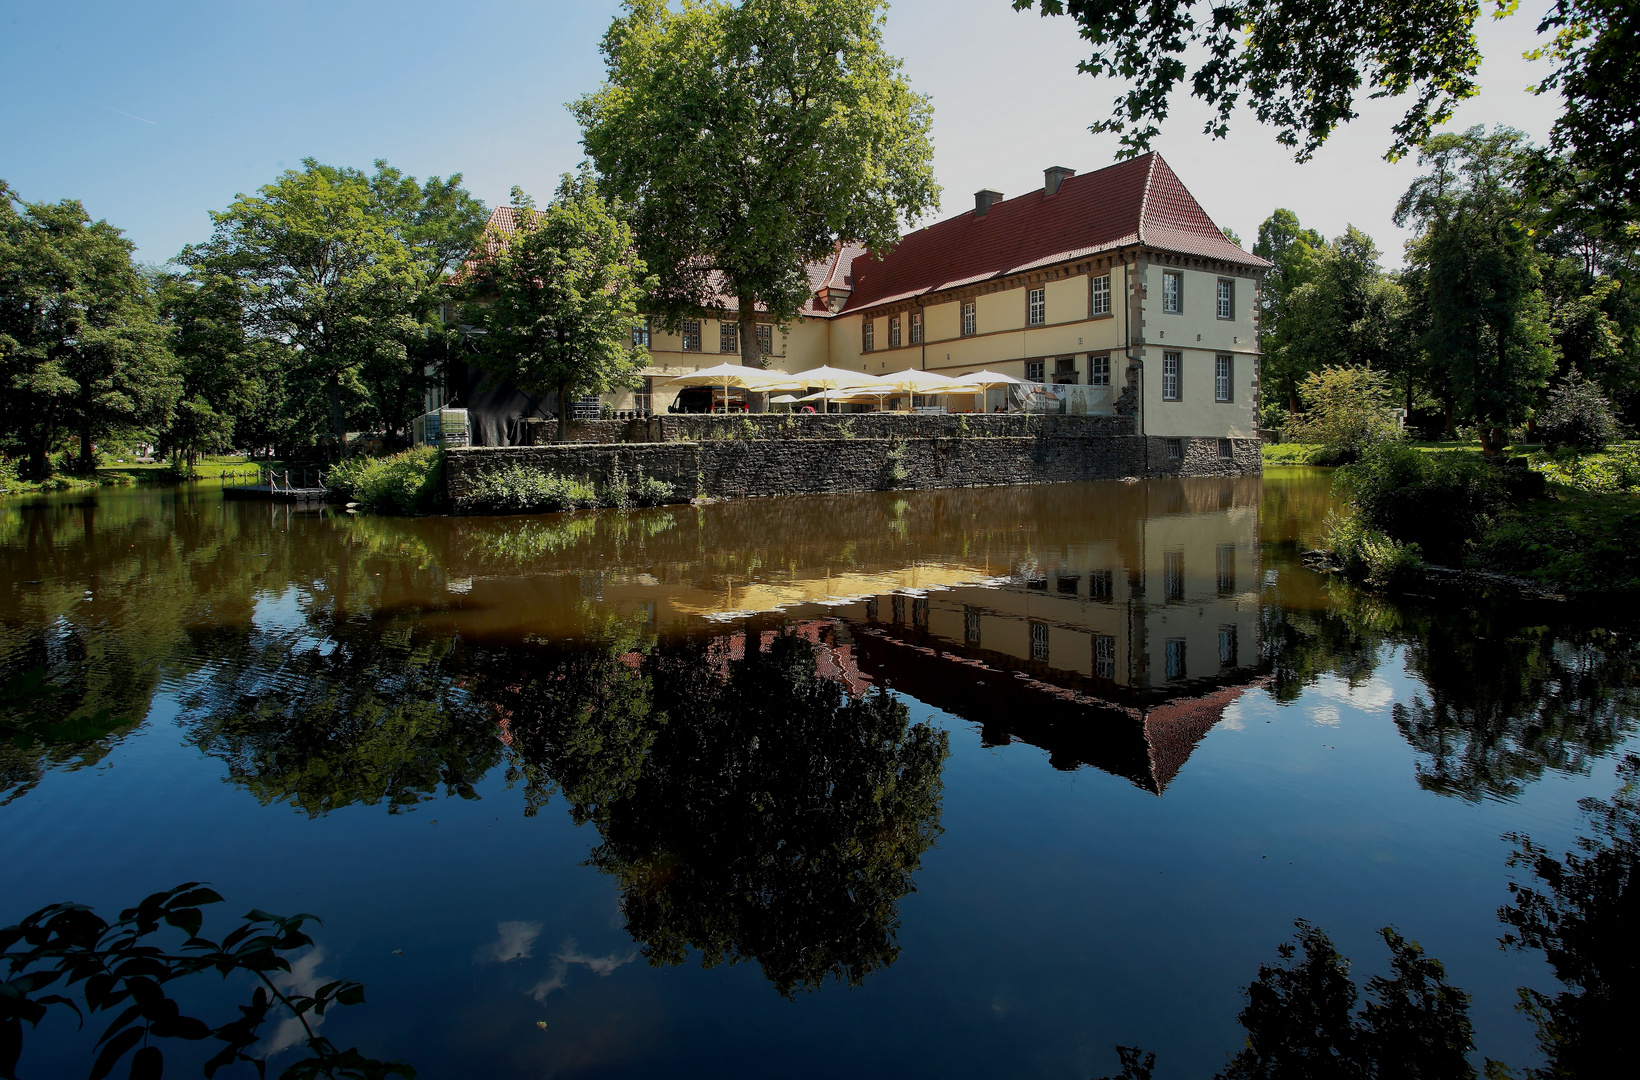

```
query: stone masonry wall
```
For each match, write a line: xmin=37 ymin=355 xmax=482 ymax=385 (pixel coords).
xmin=443 ymin=416 xmax=1259 ymax=513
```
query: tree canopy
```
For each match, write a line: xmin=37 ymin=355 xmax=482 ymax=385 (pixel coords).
xmin=1012 ymin=0 xmax=1485 ymax=162
xmin=1013 ymin=1 xmax=1638 ymax=215
xmin=573 ymin=0 xmax=939 ymax=370
xmin=463 ymin=169 xmax=653 ymax=442
xmin=183 ymin=159 xmax=484 ymax=451
xmin=0 ymin=182 xmax=176 ymax=477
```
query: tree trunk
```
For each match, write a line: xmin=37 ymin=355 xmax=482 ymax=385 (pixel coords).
xmin=739 ymin=295 xmax=764 ymax=413
xmin=78 ymin=389 xmax=94 ymax=473
xmin=327 ymin=372 xmax=347 ymax=459
xmin=557 ymin=379 xmax=570 ymax=444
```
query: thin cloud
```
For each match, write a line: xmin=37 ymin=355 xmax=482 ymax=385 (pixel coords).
xmin=478 ymin=920 xmax=543 ymax=964
xmin=261 ymin=947 xmax=328 ymax=1058
xmin=528 ymin=937 xmax=640 ymax=1001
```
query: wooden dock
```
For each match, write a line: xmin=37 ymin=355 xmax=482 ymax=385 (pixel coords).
xmin=224 ymin=467 xmax=332 ymax=503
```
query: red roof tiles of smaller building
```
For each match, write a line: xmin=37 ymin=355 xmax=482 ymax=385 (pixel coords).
xmin=840 ymin=153 xmax=1269 ymax=314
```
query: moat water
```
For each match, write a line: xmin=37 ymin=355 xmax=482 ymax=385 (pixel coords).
xmin=2 ymin=472 xmax=1634 ymax=1078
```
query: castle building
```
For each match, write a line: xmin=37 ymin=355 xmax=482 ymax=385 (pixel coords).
xmin=437 ymin=153 xmax=1269 ymax=449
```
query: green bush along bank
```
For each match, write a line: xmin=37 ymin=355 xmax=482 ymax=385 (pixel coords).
xmin=328 ymin=446 xmax=679 ymax=516
xmin=1318 ymin=441 xmax=1640 ymax=602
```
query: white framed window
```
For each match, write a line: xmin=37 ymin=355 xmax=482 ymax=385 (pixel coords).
xmin=632 ymin=317 xmax=650 ymax=349
xmin=862 ymin=319 xmax=874 ymax=352
xmin=889 ymin=314 xmax=901 ymax=348
xmin=756 ymin=324 xmax=772 ymax=356
xmin=964 ymin=607 xmax=981 ymax=645
xmin=1162 ymin=351 xmax=1182 ymax=400
xmin=1162 ymin=270 xmax=1182 ymax=314
xmin=1027 ymin=287 xmax=1045 ymax=326
xmin=1025 ymin=359 xmax=1044 ymax=382
xmin=720 ymin=321 xmax=738 ymax=354
xmin=1217 ymin=278 xmax=1234 ymax=319
xmin=1215 ymin=354 xmax=1233 ymax=402
xmin=1090 ymin=274 xmax=1111 ymax=316
xmin=910 ymin=311 xmax=923 ymax=344
xmin=1218 ymin=625 xmax=1238 ymax=667
xmin=1089 ymin=569 xmax=1113 ymax=601
xmin=1089 ymin=353 xmax=1111 ymax=386
xmin=962 ymin=300 xmax=977 ymax=336
xmin=681 ymin=319 xmax=701 ymax=352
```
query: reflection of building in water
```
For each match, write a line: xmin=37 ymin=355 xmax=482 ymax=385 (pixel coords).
xmin=832 ymin=486 xmax=1266 ymax=793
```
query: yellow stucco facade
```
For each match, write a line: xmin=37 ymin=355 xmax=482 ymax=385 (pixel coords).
xmin=624 ymin=250 xmax=1262 ymax=443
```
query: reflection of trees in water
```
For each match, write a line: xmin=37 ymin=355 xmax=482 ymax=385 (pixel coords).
xmin=1261 ymin=570 xmax=1640 ymax=801
xmin=482 ymin=629 xmax=950 ymax=997
xmin=1097 ymin=760 xmax=1640 ymax=1078
xmin=0 ymin=491 xmax=276 ymax=801
xmin=1498 ymin=753 xmax=1640 ymax=1078
xmin=1394 ymin=624 xmax=1640 ymax=802
xmin=178 ymin=615 xmax=497 ymax=817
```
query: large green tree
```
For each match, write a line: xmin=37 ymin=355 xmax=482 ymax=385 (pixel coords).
xmin=573 ymin=0 xmax=939 ymax=374
xmin=0 ymin=182 xmax=176 ymax=477
xmin=1257 ymin=218 xmax=1412 ymax=416
xmin=464 ymin=169 xmax=653 ymax=442
xmin=185 ymin=160 xmax=484 ymax=454
xmin=1397 ymin=127 xmax=1557 ymax=453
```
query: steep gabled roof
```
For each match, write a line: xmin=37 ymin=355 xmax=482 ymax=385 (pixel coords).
xmin=840 ymin=153 xmax=1269 ymax=313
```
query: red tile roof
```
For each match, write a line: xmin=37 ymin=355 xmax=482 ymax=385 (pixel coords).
xmin=840 ymin=153 xmax=1269 ymax=314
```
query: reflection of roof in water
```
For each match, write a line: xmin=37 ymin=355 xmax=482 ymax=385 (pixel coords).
xmin=716 ymin=620 xmax=875 ymax=698
xmin=666 ymin=564 xmax=1009 ymax=622
xmin=850 ymin=624 xmax=1267 ymax=794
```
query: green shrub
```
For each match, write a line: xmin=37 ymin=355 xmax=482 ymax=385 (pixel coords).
xmin=330 ymin=446 xmax=445 ymax=514
xmin=602 ymin=466 xmax=676 ymax=509
xmin=1324 ymin=511 xmax=1426 ymax=590
xmin=1334 ymin=443 xmax=1507 ymax=564
xmin=1285 ymin=366 xmax=1402 ymax=463
xmin=1531 ymin=444 xmax=1640 ymax=494
xmin=1538 ymin=370 xmax=1621 ymax=451
xmin=1262 ymin=442 xmax=1333 ymax=465
xmin=466 ymin=464 xmax=597 ymax=514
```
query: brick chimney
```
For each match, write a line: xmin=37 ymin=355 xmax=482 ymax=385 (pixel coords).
xmin=974 ymin=189 xmax=1004 ymax=216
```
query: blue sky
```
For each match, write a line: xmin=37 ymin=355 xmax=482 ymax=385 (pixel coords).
xmin=2 ymin=1 xmax=1563 ymax=268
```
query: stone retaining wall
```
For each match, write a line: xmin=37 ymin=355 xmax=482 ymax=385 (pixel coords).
xmin=510 ymin=412 xmax=1131 ymax=445
xmin=444 ymin=417 xmax=1260 ymax=512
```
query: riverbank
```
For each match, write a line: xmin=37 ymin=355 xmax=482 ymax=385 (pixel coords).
xmin=1291 ymin=441 xmax=1640 ymax=611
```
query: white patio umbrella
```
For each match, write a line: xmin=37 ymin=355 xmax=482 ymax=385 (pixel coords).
xmin=781 ymin=365 xmax=884 ymax=412
xmin=872 ymin=368 xmax=969 ymax=412
xmin=952 ymin=369 xmax=1023 ymax=411
xmin=768 ymin=393 xmax=802 ymax=409
xmin=664 ymin=362 xmax=785 ymax=412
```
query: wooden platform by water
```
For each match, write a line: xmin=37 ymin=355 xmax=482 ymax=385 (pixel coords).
xmin=224 ymin=467 xmax=332 ymax=503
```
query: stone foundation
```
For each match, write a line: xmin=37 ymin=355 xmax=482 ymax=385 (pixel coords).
xmin=444 ymin=416 xmax=1260 ymax=513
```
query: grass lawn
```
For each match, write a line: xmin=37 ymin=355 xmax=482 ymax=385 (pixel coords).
xmin=2 ymin=455 xmax=285 ymax=498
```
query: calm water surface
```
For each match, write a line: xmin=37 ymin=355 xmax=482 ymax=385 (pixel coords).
xmin=1 ymin=472 xmax=1635 ymax=1077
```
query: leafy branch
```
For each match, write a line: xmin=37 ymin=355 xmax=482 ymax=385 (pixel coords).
xmin=1 ymin=883 xmax=413 ymax=1080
